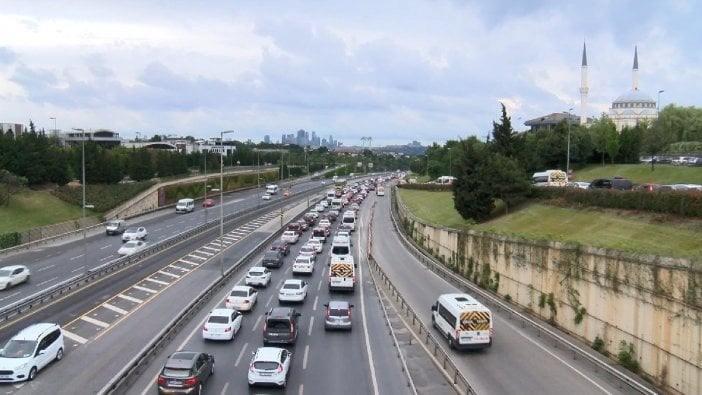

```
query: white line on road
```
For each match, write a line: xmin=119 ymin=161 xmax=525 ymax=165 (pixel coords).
xmin=62 ymin=329 xmax=88 ymax=344
xmin=235 ymin=342 xmax=250 ymax=367
xmin=219 ymin=382 xmax=229 ymax=395
xmin=0 ymin=291 xmax=21 ymax=301
xmin=35 ymin=277 xmax=58 ymax=287
xmin=358 ymin=215 xmax=380 ymax=395
xmin=117 ymin=293 xmax=143 ymax=303
xmin=81 ymin=316 xmax=109 ymax=328
xmin=313 ymin=295 xmax=318 ymax=311
xmin=298 ymin=384 xmax=304 ymax=395
xmin=308 ymin=316 xmax=314 ymax=336
xmin=303 ymin=344 xmax=310 ymax=370
xmin=251 ymin=315 xmax=263 ymax=332
xmin=36 ymin=264 xmax=55 ymax=272
xmin=70 ymin=254 xmax=85 ymax=261
xmin=103 ymin=303 xmax=128 ymax=315
xmin=100 ymin=245 xmax=111 ymax=250
xmin=71 ymin=265 xmax=85 ymax=273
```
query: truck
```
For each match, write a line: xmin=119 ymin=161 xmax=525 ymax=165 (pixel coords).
xmin=328 ymin=255 xmax=355 ymax=292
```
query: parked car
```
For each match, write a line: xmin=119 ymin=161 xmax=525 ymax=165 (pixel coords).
xmin=248 ymin=347 xmax=292 ymax=388
xmin=278 ymin=279 xmax=308 ymax=303
xmin=323 ymin=300 xmax=354 ymax=331
xmin=117 ymin=240 xmax=148 ymax=256
xmin=567 ymin=181 xmax=590 ymax=189
xmin=202 ymin=308 xmax=242 ymax=341
xmin=589 ymin=177 xmax=632 ymax=191
xmin=105 ymin=219 xmax=126 ymax=235
xmin=635 ymin=183 xmax=662 ymax=192
xmin=270 ymin=239 xmax=290 ymax=256
xmin=121 ymin=226 xmax=147 ymax=242
xmin=225 ymin=285 xmax=258 ymax=311
xmin=245 ymin=267 xmax=272 ymax=288
xmin=0 ymin=323 xmax=64 ymax=382
xmin=262 ymin=249 xmax=285 ymax=268
xmin=0 ymin=265 xmax=30 ymax=290
xmin=157 ymin=351 xmax=214 ymax=395
xmin=202 ymin=198 xmax=216 ymax=207
xmin=262 ymin=307 xmax=301 ymax=345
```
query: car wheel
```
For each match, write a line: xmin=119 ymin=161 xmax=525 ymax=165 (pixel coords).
xmin=28 ymin=367 xmax=37 ymax=381
xmin=281 ymin=379 xmax=287 ymax=388
xmin=431 ymin=316 xmax=437 ymax=329
xmin=56 ymin=348 xmax=64 ymax=361
xmin=210 ymin=362 xmax=215 ymax=376
xmin=447 ymin=335 xmax=455 ymax=349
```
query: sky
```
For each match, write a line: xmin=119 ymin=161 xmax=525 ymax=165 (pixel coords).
xmin=1 ymin=1 xmax=700 ymax=146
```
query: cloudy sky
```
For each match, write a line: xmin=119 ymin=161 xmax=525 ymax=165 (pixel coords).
xmin=1 ymin=1 xmax=700 ymax=146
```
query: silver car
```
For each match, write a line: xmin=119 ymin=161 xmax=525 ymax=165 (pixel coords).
xmin=323 ymin=300 xmax=354 ymax=330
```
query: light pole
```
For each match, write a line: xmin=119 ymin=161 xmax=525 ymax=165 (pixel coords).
xmin=566 ymin=108 xmax=573 ymax=177
xmin=448 ymin=148 xmax=452 ymax=177
xmin=657 ymin=89 xmax=665 ymax=117
xmin=203 ymin=149 xmax=208 ymax=225
xmin=219 ymin=130 xmax=235 ymax=277
xmin=72 ymin=128 xmax=89 ymax=274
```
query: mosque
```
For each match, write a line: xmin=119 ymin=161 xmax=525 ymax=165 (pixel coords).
xmin=525 ymin=44 xmax=659 ymax=132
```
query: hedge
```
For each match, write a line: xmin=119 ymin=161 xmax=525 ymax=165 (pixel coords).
xmin=397 ymin=183 xmax=453 ymax=192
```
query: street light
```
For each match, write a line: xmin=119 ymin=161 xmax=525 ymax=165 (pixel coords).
xmin=566 ymin=108 xmax=573 ymax=177
xmin=72 ymin=128 xmax=88 ymax=274
xmin=657 ymin=89 xmax=665 ymax=117
xmin=219 ymin=130 xmax=235 ymax=277
xmin=448 ymin=148 xmax=452 ymax=178
xmin=203 ymin=149 xmax=208 ymax=225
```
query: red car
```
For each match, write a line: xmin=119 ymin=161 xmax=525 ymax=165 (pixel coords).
xmin=202 ymin=198 xmax=216 ymax=207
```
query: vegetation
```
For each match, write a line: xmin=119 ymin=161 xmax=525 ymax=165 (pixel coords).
xmin=572 ymin=164 xmax=702 ymax=185
xmin=0 ymin=189 xmax=85 ymax=233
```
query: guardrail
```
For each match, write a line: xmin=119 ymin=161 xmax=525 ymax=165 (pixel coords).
xmin=0 ymin=186 xmax=326 ymax=324
xmin=389 ymin=187 xmax=658 ymax=395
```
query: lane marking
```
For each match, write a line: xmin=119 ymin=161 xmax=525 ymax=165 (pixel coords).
xmin=62 ymin=329 xmax=88 ymax=344
xmin=133 ymin=285 xmax=157 ymax=294
xmin=145 ymin=278 xmax=169 ymax=286
xmin=37 ymin=264 xmax=55 ymax=272
xmin=158 ymin=270 xmax=180 ymax=279
xmin=251 ymin=315 xmax=263 ymax=332
xmin=117 ymin=294 xmax=143 ymax=303
xmin=303 ymin=344 xmax=310 ymax=370
xmin=81 ymin=316 xmax=109 ymax=328
xmin=103 ymin=303 xmax=128 ymax=315
xmin=235 ymin=342 xmax=249 ymax=367
xmin=178 ymin=259 xmax=199 ymax=266
xmin=308 ymin=316 xmax=314 ymax=336
xmin=313 ymin=295 xmax=318 ymax=311
xmin=358 ymin=214 xmax=380 ymax=395
xmin=36 ymin=277 xmax=58 ymax=287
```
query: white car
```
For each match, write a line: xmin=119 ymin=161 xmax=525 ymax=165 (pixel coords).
xmin=318 ymin=219 xmax=331 ymax=228
xmin=262 ymin=193 xmax=272 ymax=200
xmin=278 ymin=279 xmax=308 ymax=303
xmin=298 ymin=244 xmax=317 ymax=260
xmin=314 ymin=204 xmax=325 ymax=212
xmin=0 ymin=265 xmax=30 ymax=290
xmin=306 ymin=211 xmax=319 ymax=219
xmin=202 ymin=308 xmax=243 ymax=341
xmin=121 ymin=226 xmax=147 ymax=242
xmin=320 ymin=200 xmax=329 ymax=207
xmin=306 ymin=238 xmax=323 ymax=253
xmin=117 ymin=240 xmax=148 ymax=256
xmin=281 ymin=231 xmax=299 ymax=244
xmin=245 ymin=267 xmax=272 ymax=288
xmin=292 ymin=256 xmax=315 ymax=275
xmin=248 ymin=347 xmax=292 ymax=388
xmin=225 ymin=285 xmax=258 ymax=311
xmin=336 ymin=230 xmax=351 ymax=239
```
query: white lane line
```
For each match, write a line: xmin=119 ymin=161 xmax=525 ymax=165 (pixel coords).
xmin=0 ymin=291 xmax=21 ymax=301
xmin=37 ymin=264 xmax=55 ymax=272
xmin=117 ymin=293 xmax=143 ymax=303
xmin=251 ymin=315 xmax=263 ymax=332
xmin=70 ymin=254 xmax=84 ymax=261
xmin=199 ymin=246 xmax=218 ymax=254
xmin=100 ymin=255 xmax=114 ymax=262
xmin=133 ymin=285 xmax=157 ymax=294
xmin=158 ymin=270 xmax=180 ymax=279
xmin=358 ymin=215 xmax=380 ymax=395
xmin=298 ymin=384 xmax=304 ymax=395
xmin=35 ymin=277 xmax=58 ymax=287
xmin=100 ymin=245 xmax=111 ymax=250
xmin=265 ymin=294 xmax=274 ymax=307
xmin=235 ymin=342 xmax=250 ymax=367
xmin=145 ymin=277 xmax=169 ymax=286
xmin=81 ymin=316 xmax=109 ymax=328
xmin=62 ymin=329 xmax=88 ymax=344
xmin=103 ymin=303 xmax=128 ymax=315
xmin=220 ymin=382 xmax=229 ymax=395
xmin=308 ymin=316 xmax=314 ymax=336
xmin=179 ymin=259 xmax=199 ymax=266
xmin=313 ymin=295 xmax=318 ymax=311
xmin=187 ymin=254 xmax=207 ymax=260
xmin=169 ymin=265 xmax=189 ymax=272
xmin=302 ymin=344 xmax=310 ymax=370
xmin=71 ymin=266 xmax=85 ymax=273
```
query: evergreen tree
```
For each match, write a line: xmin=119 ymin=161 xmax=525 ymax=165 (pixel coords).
xmin=491 ymin=103 xmax=517 ymax=158
xmin=483 ymin=154 xmax=530 ymax=214
xmin=453 ymin=136 xmax=493 ymax=222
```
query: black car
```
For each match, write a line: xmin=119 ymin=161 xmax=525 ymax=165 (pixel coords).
xmin=262 ymin=249 xmax=284 ymax=268
xmin=296 ymin=219 xmax=309 ymax=231
xmin=263 ymin=307 xmax=301 ymax=345
xmin=157 ymin=351 xmax=215 ymax=395
xmin=589 ymin=177 xmax=633 ymax=191
xmin=303 ymin=213 xmax=316 ymax=226
xmin=270 ymin=240 xmax=290 ymax=256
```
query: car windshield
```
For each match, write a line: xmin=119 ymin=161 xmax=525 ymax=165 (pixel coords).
xmin=123 ymin=241 xmax=138 ymax=248
xmin=230 ymin=290 xmax=248 ymax=297
xmin=108 ymin=221 xmax=121 ymax=227
xmin=124 ymin=228 xmax=137 ymax=233
xmin=207 ymin=315 xmax=230 ymax=324
xmin=0 ymin=339 xmax=36 ymax=358
xmin=282 ymin=283 xmax=300 ymax=290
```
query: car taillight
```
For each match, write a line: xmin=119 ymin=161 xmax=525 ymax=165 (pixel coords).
xmin=263 ymin=322 xmax=267 ymax=331
xmin=203 ymin=326 xmax=208 ymax=331
xmin=183 ymin=377 xmax=198 ymax=386
xmin=326 ymin=308 xmax=330 ymax=318
xmin=249 ymin=363 xmax=255 ymax=372
xmin=347 ymin=309 xmax=352 ymax=318
xmin=277 ymin=365 xmax=283 ymax=373
xmin=455 ymin=329 xmax=461 ymax=339
xmin=224 ymin=327 xmax=231 ymax=332
xmin=290 ymin=322 xmax=294 ymax=332
xmin=157 ymin=376 xmax=166 ymax=385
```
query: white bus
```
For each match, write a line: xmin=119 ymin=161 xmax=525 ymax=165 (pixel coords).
xmin=431 ymin=293 xmax=493 ymax=349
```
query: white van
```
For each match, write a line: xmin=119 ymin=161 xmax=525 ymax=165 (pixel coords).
xmin=329 ymin=255 xmax=355 ymax=291
xmin=0 ymin=323 xmax=64 ymax=381
xmin=341 ymin=211 xmax=356 ymax=231
xmin=326 ymin=189 xmax=336 ymax=202
xmin=266 ymin=184 xmax=279 ymax=195
xmin=330 ymin=236 xmax=352 ymax=257
xmin=532 ymin=170 xmax=568 ymax=187
xmin=431 ymin=293 xmax=493 ymax=350
xmin=330 ymin=198 xmax=343 ymax=210
xmin=175 ymin=198 xmax=195 ymax=213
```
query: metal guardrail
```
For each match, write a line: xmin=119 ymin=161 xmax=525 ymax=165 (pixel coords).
xmin=389 ymin=187 xmax=659 ymax=395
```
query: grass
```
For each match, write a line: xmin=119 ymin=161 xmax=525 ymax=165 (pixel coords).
xmin=572 ymin=164 xmax=702 ymax=185
xmin=397 ymin=188 xmax=702 ymax=260
xmin=0 ymin=189 xmax=87 ymax=233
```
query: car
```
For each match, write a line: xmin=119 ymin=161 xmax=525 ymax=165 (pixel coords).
xmin=337 ymin=223 xmax=353 ymax=233
xmin=121 ymin=226 xmax=147 ymax=242
xmin=157 ymin=351 xmax=214 ymax=395
xmin=314 ymin=203 xmax=325 ymax=212
xmin=318 ymin=218 xmax=332 ymax=228
xmin=283 ymin=191 xmax=290 ymax=197
xmin=105 ymin=219 xmax=126 ymax=235
xmin=292 ymin=255 xmax=315 ymax=275
xmin=306 ymin=238 xmax=323 ymax=253
xmin=202 ymin=198 xmax=216 ymax=207
xmin=296 ymin=219 xmax=309 ymax=231
xmin=202 ymin=308 xmax=242 ymax=341
xmin=0 ymin=265 xmax=30 ymax=290
xmin=117 ymin=240 xmax=148 ymax=256
xmin=262 ymin=307 xmax=300 ymax=345
xmin=261 ymin=249 xmax=285 ymax=268
xmin=281 ymin=230 xmax=299 ymax=244
xmin=245 ymin=267 xmax=272 ymax=287
xmin=567 ymin=181 xmax=591 ymax=189
xmin=225 ymin=285 xmax=258 ymax=311
xmin=320 ymin=180 xmax=326 ymax=185
xmin=302 ymin=214 xmax=316 ymax=226
xmin=326 ymin=210 xmax=338 ymax=222
xmin=336 ymin=229 xmax=351 ymax=239
xmin=350 ymin=202 xmax=360 ymax=211
xmin=324 ymin=300 xmax=354 ymax=331
xmin=320 ymin=200 xmax=329 ymax=208
xmin=278 ymin=279 xmax=308 ymax=303
xmin=298 ymin=244 xmax=317 ymax=260
xmin=635 ymin=183 xmax=662 ymax=192
xmin=248 ymin=347 xmax=292 ymax=388
xmin=306 ymin=211 xmax=319 ymax=219
xmin=270 ymin=239 xmax=291 ymax=256
xmin=286 ymin=222 xmax=302 ymax=235
xmin=262 ymin=192 xmax=272 ymax=200
xmin=0 ymin=323 xmax=64 ymax=382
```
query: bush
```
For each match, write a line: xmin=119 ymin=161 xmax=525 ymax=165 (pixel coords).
xmin=397 ymin=183 xmax=453 ymax=192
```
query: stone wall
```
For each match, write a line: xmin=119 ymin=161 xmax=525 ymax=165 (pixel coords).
xmin=396 ymin=196 xmax=701 ymax=395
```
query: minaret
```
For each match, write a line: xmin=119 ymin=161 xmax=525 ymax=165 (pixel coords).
xmin=632 ymin=46 xmax=639 ymax=91
xmin=579 ymin=42 xmax=589 ymax=125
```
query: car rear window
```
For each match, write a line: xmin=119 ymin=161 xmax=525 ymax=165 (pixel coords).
xmin=282 ymin=283 xmax=300 ymax=290
xmin=249 ymin=269 xmax=264 ymax=276
xmin=253 ymin=361 xmax=280 ymax=371
xmin=267 ymin=319 xmax=291 ymax=331
xmin=162 ymin=367 xmax=192 ymax=378
xmin=230 ymin=290 xmax=248 ymax=297
xmin=263 ymin=251 xmax=279 ymax=259
xmin=208 ymin=315 xmax=229 ymax=324
xmin=329 ymin=308 xmax=349 ymax=317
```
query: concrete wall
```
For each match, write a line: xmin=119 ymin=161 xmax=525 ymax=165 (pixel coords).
xmin=396 ymin=197 xmax=701 ymax=395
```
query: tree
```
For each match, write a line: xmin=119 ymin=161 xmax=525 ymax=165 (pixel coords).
xmin=589 ymin=115 xmax=617 ymax=165
xmin=491 ymin=103 xmax=518 ymax=158
xmin=128 ymin=148 xmax=155 ymax=181
xmin=483 ymin=154 xmax=530 ymax=213
xmin=453 ymin=137 xmax=493 ymax=222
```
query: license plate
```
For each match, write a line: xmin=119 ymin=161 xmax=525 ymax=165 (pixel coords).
xmin=168 ymin=380 xmax=182 ymax=386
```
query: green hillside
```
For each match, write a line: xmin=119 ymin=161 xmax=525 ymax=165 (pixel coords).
xmin=571 ymin=164 xmax=702 ymax=184
xmin=0 ymin=190 xmax=86 ymax=233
